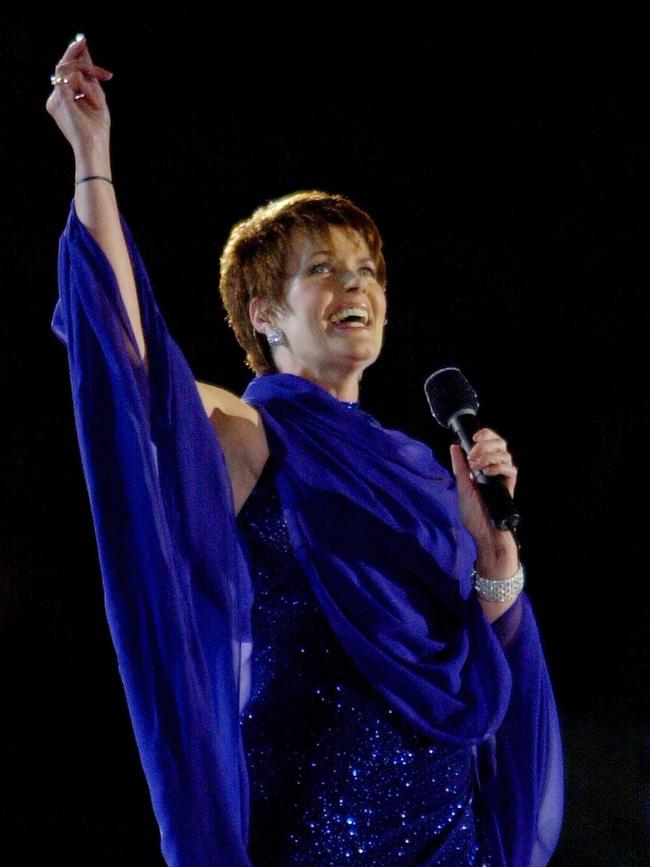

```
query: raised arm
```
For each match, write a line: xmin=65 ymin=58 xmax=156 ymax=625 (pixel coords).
xmin=47 ymin=35 xmax=270 ymax=515
xmin=46 ymin=34 xmax=148 ymax=372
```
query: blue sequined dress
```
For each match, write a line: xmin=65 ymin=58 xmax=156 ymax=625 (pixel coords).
xmin=236 ymin=448 xmax=494 ymax=867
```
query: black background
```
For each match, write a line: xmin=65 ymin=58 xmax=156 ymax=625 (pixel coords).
xmin=2 ymin=15 xmax=647 ymax=865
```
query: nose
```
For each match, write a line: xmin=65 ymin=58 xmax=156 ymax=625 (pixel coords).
xmin=341 ymin=269 xmax=362 ymax=290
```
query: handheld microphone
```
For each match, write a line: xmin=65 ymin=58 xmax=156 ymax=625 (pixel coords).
xmin=424 ymin=366 xmax=521 ymax=532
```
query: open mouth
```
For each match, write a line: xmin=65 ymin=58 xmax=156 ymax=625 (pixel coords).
xmin=328 ymin=307 xmax=370 ymax=328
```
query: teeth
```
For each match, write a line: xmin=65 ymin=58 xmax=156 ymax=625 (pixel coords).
xmin=329 ymin=307 xmax=369 ymax=325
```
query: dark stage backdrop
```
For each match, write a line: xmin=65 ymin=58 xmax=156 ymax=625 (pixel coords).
xmin=2 ymin=17 xmax=646 ymax=866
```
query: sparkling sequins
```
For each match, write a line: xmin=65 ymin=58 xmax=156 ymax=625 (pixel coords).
xmin=236 ymin=458 xmax=493 ymax=865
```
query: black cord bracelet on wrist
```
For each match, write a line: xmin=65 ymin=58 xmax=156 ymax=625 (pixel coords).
xmin=75 ymin=175 xmax=113 ymax=186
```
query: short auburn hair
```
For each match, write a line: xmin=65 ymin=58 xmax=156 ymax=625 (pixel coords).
xmin=219 ymin=190 xmax=387 ymax=375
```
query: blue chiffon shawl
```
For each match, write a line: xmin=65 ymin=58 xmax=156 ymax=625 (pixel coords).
xmin=51 ymin=199 xmax=563 ymax=866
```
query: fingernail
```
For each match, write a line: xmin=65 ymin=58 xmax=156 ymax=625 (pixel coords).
xmin=70 ymin=33 xmax=85 ymax=46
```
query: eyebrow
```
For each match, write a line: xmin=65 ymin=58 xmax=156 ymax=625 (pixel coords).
xmin=307 ymin=250 xmax=375 ymax=263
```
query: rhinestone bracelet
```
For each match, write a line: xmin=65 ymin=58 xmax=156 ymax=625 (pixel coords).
xmin=472 ymin=562 xmax=525 ymax=603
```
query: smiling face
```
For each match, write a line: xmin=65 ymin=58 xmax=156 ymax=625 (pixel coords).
xmin=250 ymin=224 xmax=387 ymax=394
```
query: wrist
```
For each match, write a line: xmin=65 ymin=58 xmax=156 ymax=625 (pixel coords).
xmin=474 ymin=536 xmax=519 ymax=580
xmin=473 ymin=561 xmax=525 ymax=604
xmin=73 ymin=138 xmax=111 ymax=175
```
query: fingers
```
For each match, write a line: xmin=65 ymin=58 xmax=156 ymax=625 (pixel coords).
xmin=55 ymin=35 xmax=113 ymax=80
xmin=52 ymin=36 xmax=112 ymax=111
xmin=56 ymin=34 xmax=88 ymax=69
xmin=467 ymin=429 xmax=510 ymax=467
xmin=466 ymin=428 xmax=518 ymax=493
xmin=56 ymin=69 xmax=102 ymax=110
xmin=451 ymin=428 xmax=518 ymax=483
xmin=56 ymin=61 xmax=113 ymax=81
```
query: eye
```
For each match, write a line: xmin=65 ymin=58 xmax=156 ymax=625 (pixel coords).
xmin=309 ymin=262 xmax=332 ymax=274
xmin=359 ymin=265 xmax=377 ymax=277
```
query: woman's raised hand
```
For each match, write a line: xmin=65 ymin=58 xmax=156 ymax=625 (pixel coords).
xmin=45 ymin=34 xmax=114 ymax=154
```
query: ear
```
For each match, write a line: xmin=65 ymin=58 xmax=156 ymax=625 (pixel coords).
xmin=249 ymin=296 xmax=274 ymax=336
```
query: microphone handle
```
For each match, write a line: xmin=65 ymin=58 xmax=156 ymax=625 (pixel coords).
xmin=449 ymin=411 xmax=521 ymax=532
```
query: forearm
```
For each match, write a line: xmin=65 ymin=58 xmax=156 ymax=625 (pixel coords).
xmin=74 ymin=140 xmax=148 ymax=369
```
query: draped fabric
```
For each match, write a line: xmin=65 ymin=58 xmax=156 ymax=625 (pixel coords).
xmin=52 ymin=200 xmax=253 ymax=866
xmin=51 ymin=198 xmax=563 ymax=866
xmin=241 ymin=376 xmax=564 ymax=866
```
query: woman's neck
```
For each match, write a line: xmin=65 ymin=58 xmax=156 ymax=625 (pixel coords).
xmin=274 ymin=363 xmax=362 ymax=403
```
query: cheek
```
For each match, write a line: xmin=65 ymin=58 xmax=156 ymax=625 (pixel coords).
xmin=293 ymin=305 xmax=326 ymax=337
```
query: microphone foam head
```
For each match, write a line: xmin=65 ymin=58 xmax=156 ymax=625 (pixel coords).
xmin=424 ymin=367 xmax=479 ymax=428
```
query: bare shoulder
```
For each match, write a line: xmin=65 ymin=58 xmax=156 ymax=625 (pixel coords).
xmin=195 ymin=380 xmax=262 ymax=428
xmin=194 ymin=380 xmax=270 ymax=492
